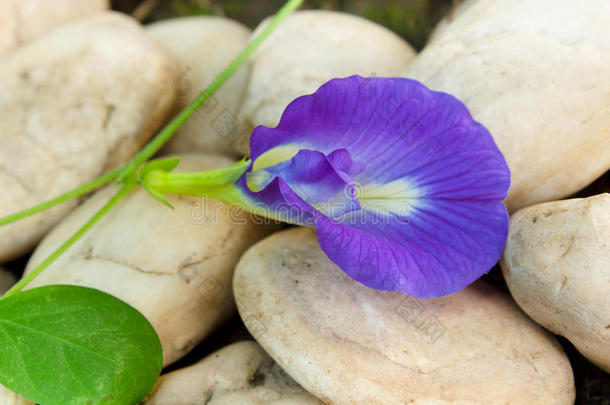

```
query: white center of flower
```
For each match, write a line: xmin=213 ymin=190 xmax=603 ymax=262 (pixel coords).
xmin=354 ymin=178 xmax=423 ymax=218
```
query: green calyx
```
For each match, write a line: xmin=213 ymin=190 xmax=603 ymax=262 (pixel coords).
xmin=0 ymin=1 xmax=305 ymax=403
xmin=139 ymin=158 xmax=251 ymax=208
xmin=0 ymin=0 xmax=304 ymax=297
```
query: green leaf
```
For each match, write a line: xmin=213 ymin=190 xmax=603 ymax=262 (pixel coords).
xmin=0 ymin=285 xmax=162 ymax=405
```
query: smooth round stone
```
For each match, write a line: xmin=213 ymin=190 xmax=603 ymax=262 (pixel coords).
xmin=403 ymin=0 xmax=610 ymax=212
xmin=502 ymin=193 xmax=610 ymax=372
xmin=0 ymin=384 xmax=33 ymax=405
xmin=0 ymin=267 xmax=16 ymax=294
xmin=235 ymin=10 xmax=416 ymax=155
xmin=0 ymin=0 xmax=108 ymax=54
xmin=143 ymin=341 xmax=323 ymax=404
xmin=0 ymin=12 xmax=177 ymax=262
xmin=24 ymin=154 xmax=277 ymax=366
xmin=234 ymin=227 xmax=575 ymax=404
xmin=147 ymin=16 xmax=251 ymax=156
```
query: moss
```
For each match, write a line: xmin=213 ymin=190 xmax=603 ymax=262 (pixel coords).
xmin=364 ymin=5 xmax=428 ymax=49
xmin=120 ymin=0 xmax=453 ymax=48
xmin=167 ymin=0 xmax=214 ymax=16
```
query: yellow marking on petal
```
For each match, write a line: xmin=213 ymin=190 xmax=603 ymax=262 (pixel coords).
xmin=246 ymin=170 xmax=273 ymax=192
xmin=356 ymin=179 xmax=423 ymax=217
xmin=253 ymin=145 xmax=301 ymax=171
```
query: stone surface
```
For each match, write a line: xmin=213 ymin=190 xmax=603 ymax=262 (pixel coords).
xmin=0 ymin=0 xmax=108 ymax=54
xmin=0 ymin=267 xmax=15 ymax=294
xmin=143 ymin=341 xmax=323 ymax=404
xmin=403 ymin=0 xmax=610 ymax=212
xmin=0 ymin=12 xmax=176 ymax=262
xmin=24 ymin=154 xmax=277 ymax=366
xmin=0 ymin=384 xmax=33 ymax=405
xmin=236 ymin=10 xmax=416 ymax=155
xmin=234 ymin=227 xmax=575 ymax=405
xmin=147 ymin=16 xmax=251 ymax=157
xmin=502 ymin=193 xmax=610 ymax=372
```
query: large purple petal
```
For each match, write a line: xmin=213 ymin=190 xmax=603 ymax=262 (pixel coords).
xmin=245 ymin=76 xmax=510 ymax=297
xmin=250 ymin=76 xmax=509 ymax=200
xmin=316 ymin=199 xmax=508 ymax=297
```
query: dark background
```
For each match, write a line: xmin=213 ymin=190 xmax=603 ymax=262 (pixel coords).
xmin=111 ymin=0 xmax=458 ymax=50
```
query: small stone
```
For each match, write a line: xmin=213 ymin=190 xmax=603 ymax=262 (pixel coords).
xmin=24 ymin=154 xmax=277 ymax=366
xmin=0 ymin=12 xmax=177 ymax=262
xmin=0 ymin=267 xmax=16 ymax=294
xmin=236 ymin=10 xmax=416 ymax=155
xmin=147 ymin=17 xmax=252 ymax=157
xmin=0 ymin=0 xmax=108 ymax=54
xmin=502 ymin=193 xmax=610 ymax=372
xmin=403 ymin=0 xmax=610 ymax=211
xmin=234 ymin=227 xmax=575 ymax=404
xmin=0 ymin=384 xmax=34 ymax=405
xmin=143 ymin=341 xmax=323 ymax=404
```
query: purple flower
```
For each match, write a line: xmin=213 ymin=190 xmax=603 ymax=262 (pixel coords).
xmin=236 ymin=76 xmax=510 ymax=298
xmin=142 ymin=75 xmax=510 ymax=298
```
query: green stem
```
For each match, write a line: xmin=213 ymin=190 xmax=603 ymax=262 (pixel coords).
xmin=0 ymin=167 xmax=122 ymax=227
xmin=117 ymin=0 xmax=304 ymax=182
xmin=0 ymin=0 xmax=303 ymax=227
xmin=2 ymin=182 xmax=136 ymax=299
xmin=0 ymin=0 xmax=303 ymax=295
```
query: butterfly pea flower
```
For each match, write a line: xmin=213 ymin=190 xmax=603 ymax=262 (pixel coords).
xmin=142 ymin=75 xmax=510 ymax=298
